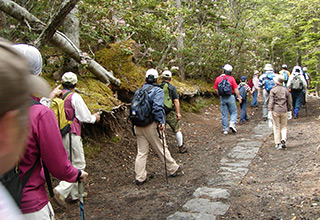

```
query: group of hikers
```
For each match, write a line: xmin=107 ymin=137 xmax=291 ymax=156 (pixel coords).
xmin=214 ymin=63 xmax=310 ymax=150
xmin=0 ymin=34 xmax=312 ymax=220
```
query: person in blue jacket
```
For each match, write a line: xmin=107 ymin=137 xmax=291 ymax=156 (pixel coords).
xmin=134 ymin=69 xmax=182 ymax=185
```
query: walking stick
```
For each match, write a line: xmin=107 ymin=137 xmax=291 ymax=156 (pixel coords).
xmin=157 ymin=126 xmax=169 ymax=186
xmin=78 ymin=181 xmax=85 ymax=220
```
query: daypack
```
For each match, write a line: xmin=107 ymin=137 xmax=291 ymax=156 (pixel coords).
xmin=0 ymin=163 xmax=36 ymax=206
xmin=161 ymin=81 xmax=174 ymax=114
xmin=218 ymin=76 xmax=232 ymax=96
xmin=264 ymin=73 xmax=275 ymax=92
xmin=291 ymin=75 xmax=303 ymax=91
xmin=239 ymin=85 xmax=247 ymax=102
xmin=280 ymin=70 xmax=289 ymax=82
xmin=51 ymin=91 xmax=73 ymax=136
xmin=130 ymin=86 xmax=154 ymax=126
xmin=247 ymin=79 xmax=253 ymax=89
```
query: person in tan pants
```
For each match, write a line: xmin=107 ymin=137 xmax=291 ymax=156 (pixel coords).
xmin=133 ymin=69 xmax=182 ymax=185
xmin=268 ymin=75 xmax=293 ymax=150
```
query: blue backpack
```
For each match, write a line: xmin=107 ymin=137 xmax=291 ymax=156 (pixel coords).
xmin=264 ymin=73 xmax=275 ymax=92
xmin=239 ymin=85 xmax=247 ymax=102
xmin=130 ymin=86 xmax=154 ymax=126
xmin=218 ymin=76 xmax=232 ymax=96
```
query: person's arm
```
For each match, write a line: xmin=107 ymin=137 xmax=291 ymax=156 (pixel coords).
xmin=287 ymin=90 xmax=293 ymax=111
xmin=234 ymin=88 xmax=242 ymax=104
xmin=173 ymin=99 xmax=181 ymax=120
xmin=268 ymin=90 xmax=274 ymax=112
xmin=72 ymin=93 xmax=100 ymax=123
xmin=36 ymin=107 xmax=80 ymax=182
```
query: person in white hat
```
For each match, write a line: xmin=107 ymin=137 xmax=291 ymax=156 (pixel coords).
xmin=268 ymin=75 xmax=293 ymax=150
xmin=160 ymin=70 xmax=186 ymax=153
xmin=133 ymin=69 xmax=182 ymax=185
xmin=213 ymin=64 xmax=242 ymax=134
xmin=250 ymin=70 xmax=260 ymax=107
xmin=258 ymin=63 xmax=277 ymax=121
xmin=279 ymin=64 xmax=290 ymax=87
xmin=54 ymin=71 xmax=100 ymax=206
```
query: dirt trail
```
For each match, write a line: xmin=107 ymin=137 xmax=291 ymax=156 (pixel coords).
xmin=53 ymin=96 xmax=320 ymax=220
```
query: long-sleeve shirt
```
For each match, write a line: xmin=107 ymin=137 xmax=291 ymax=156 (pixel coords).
xmin=268 ymin=85 xmax=293 ymax=113
xmin=19 ymin=101 xmax=79 ymax=214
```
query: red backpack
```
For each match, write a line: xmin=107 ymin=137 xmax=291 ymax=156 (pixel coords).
xmin=247 ymin=78 xmax=253 ymax=88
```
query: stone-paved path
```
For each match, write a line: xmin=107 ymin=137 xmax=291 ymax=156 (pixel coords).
xmin=167 ymin=122 xmax=272 ymax=220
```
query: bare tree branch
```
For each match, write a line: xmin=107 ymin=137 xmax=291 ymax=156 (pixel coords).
xmin=0 ymin=0 xmax=120 ymax=86
xmin=34 ymin=0 xmax=79 ymax=49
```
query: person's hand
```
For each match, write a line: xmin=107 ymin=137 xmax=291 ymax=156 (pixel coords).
xmin=49 ymin=85 xmax=62 ymax=100
xmin=287 ymin=111 xmax=292 ymax=120
xmin=177 ymin=113 xmax=181 ymax=120
xmin=158 ymin=123 xmax=165 ymax=131
xmin=268 ymin=111 xmax=272 ymax=119
xmin=238 ymin=97 xmax=242 ymax=104
xmin=94 ymin=112 xmax=101 ymax=122
xmin=79 ymin=170 xmax=88 ymax=181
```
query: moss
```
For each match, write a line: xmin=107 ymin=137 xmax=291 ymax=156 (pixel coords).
xmin=110 ymin=135 xmax=121 ymax=143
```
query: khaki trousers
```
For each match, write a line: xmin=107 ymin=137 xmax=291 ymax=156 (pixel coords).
xmin=272 ymin=112 xmax=287 ymax=144
xmin=135 ymin=122 xmax=179 ymax=182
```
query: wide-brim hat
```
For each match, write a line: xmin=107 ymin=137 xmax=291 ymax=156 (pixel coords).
xmin=273 ymin=75 xmax=285 ymax=85
xmin=264 ymin=64 xmax=273 ymax=71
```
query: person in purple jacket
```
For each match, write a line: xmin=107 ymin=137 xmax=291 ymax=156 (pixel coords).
xmin=12 ymin=43 xmax=88 ymax=219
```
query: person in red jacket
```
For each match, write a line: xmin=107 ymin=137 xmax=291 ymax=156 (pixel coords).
xmin=13 ymin=43 xmax=88 ymax=220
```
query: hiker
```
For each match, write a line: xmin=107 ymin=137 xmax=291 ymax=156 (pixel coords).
xmin=301 ymin=67 xmax=311 ymax=107
xmin=133 ymin=69 xmax=182 ymax=185
xmin=250 ymin=70 xmax=260 ymax=107
xmin=0 ymin=38 xmax=51 ymax=220
xmin=160 ymin=70 xmax=186 ymax=153
xmin=12 ymin=44 xmax=88 ymax=219
xmin=213 ymin=64 xmax=242 ymax=134
xmin=268 ymin=75 xmax=293 ymax=150
xmin=258 ymin=63 xmax=277 ymax=121
xmin=238 ymin=76 xmax=251 ymax=125
xmin=54 ymin=72 xmax=101 ymax=206
xmin=287 ymin=66 xmax=307 ymax=118
xmin=279 ymin=64 xmax=290 ymax=88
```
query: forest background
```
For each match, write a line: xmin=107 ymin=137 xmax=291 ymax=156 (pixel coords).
xmin=1 ymin=0 xmax=320 ymax=114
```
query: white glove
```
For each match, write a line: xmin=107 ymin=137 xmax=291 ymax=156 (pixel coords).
xmin=287 ymin=111 xmax=292 ymax=120
xmin=268 ymin=111 xmax=272 ymax=119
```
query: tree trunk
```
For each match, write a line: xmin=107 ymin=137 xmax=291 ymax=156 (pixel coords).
xmin=61 ymin=5 xmax=80 ymax=74
xmin=0 ymin=0 xmax=120 ymax=86
xmin=176 ymin=0 xmax=185 ymax=80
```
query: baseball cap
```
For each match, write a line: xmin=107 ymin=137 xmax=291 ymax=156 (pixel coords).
xmin=162 ymin=70 xmax=172 ymax=78
xmin=0 ymin=38 xmax=50 ymax=116
xmin=240 ymin=76 xmax=247 ymax=81
xmin=62 ymin=72 xmax=78 ymax=85
xmin=145 ymin=69 xmax=159 ymax=79
xmin=222 ymin=64 xmax=233 ymax=72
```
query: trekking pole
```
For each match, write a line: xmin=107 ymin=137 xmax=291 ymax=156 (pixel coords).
xmin=78 ymin=181 xmax=85 ymax=220
xmin=157 ymin=126 xmax=169 ymax=186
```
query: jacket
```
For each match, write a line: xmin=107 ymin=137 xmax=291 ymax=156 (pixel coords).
xmin=19 ymin=99 xmax=79 ymax=214
xmin=139 ymin=83 xmax=166 ymax=124
xmin=268 ymin=85 xmax=293 ymax=113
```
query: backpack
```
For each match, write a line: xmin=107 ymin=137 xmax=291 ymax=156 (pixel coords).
xmin=264 ymin=73 xmax=275 ymax=92
xmin=280 ymin=70 xmax=289 ymax=82
xmin=247 ymin=79 xmax=253 ymax=89
xmin=129 ymin=86 xmax=154 ymax=126
xmin=50 ymin=91 xmax=73 ymax=136
xmin=161 ymin=82 xmax=174 ymax=114
xmin=239 ymin=85 xmax=247 ymax=102
xmin=218 ymin=76 xmax=232 ymax=96
xmin=0 ymin=163 xmax=36 ymax=206
xmin=291 ymin=75 xmax=303 ymax=91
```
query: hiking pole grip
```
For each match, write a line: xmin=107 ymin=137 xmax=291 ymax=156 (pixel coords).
xmin=78 ymin=181 xmax=85 ymax=220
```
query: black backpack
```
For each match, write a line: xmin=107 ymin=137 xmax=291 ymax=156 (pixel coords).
xmin=129 ymin=86 xmax=154 ymax=126
xmin=218 ymin=76 xmax=232 ymax=96
xmin=0 ymin=162 xmax=36 ymax=206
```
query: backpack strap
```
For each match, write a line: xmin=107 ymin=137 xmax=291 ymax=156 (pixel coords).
xmin=62 ymin=90 xmax=73 ymax=100
xmin=21 ymin=158 xmax=38 ymax=187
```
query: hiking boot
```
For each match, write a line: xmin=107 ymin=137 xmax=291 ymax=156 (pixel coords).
xmin=179 ymin=144 xmax=187 ymax=153
xmin=135 ymin=174 xmax=154 ymax=186
xmin=53 ymin=189 xmax=67 ymax=208
xmin=263 ymin=117 xmax=268 ymax=121
xmin=223 ymin=131 xmax=228 ymax=135
xmin=275 ymin=144 xmax=282 ymax=150
xmin=170 ymin=166 xmax=183 ymax=177
xmin=281 ymin=140 xmax=287 ymax=149
xmin=229 ymin=125 xmax=237 ymax=133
